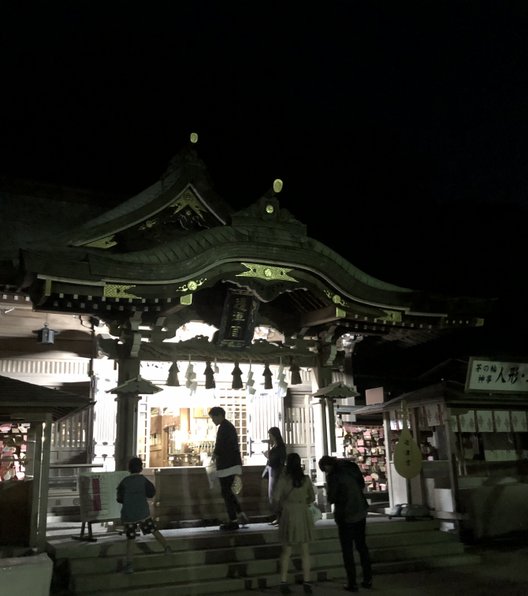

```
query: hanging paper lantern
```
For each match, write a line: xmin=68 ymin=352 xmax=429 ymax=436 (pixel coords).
xmin=290 ymin=361 xmax=302 ymax=385
xmin=263 ymin=363 xmax=273 ymax=390
xmin=204 ymin=361 xmax=216 ymax=389
xmin=232 ymin=362 xmax=243 ymax=390
xmin=166 ymin=362 xmax=180 ymax=386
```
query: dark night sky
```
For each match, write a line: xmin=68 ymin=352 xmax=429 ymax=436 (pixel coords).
xmin=1 ymin=2 xmax=527 ymax=312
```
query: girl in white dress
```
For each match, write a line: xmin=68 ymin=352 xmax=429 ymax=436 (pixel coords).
xmin=274 ymin=452 xmax=316 ymax=594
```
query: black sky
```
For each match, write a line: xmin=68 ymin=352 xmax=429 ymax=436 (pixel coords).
xmin=1 ymin=2 xmax=527 ymax=307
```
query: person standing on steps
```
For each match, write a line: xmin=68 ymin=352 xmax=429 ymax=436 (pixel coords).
xmin=274 ymin=452 xmax=315 ymax=595
xmin=262 ymin=426 xmax=287 ymax=525
xmin=116 ymin=456 xmax=171 ymax=574
xmin=318 ymin=455 xmax=372 ymax=592
xmin=208 ymin=406 xmax=249 ymax=530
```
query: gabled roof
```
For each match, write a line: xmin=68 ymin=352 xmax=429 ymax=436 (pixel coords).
xmin=313 ymin=382 xmax=359 ymax=398
xmin=356 ymin=378 xmax=528 ymax=414
xmin=0 ymin=375 xmax=94 ymax=423
xmin=62 ymin=145 xmax=232 ymax=250
xmin=0 ymin=142 xmax=495 ymax=360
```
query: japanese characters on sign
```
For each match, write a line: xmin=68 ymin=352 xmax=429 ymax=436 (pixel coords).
xmin=465 ymin=357 xmax=528 ymax=394
xmin=217 ymin=289 xmax=259 ymax=349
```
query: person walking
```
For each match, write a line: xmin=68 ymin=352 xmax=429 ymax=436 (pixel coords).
xmin=318 ymin=455 xmax=372 ymax=592
xmin=208 ymin=406 xmax=249 ymax=530
xmin=262 ymin=426 xmax=287 ymax=525
xmin=116 ymin=456 xmax=171 ymax=574
xmin=274 ymin=452 xmax=315 ymax=595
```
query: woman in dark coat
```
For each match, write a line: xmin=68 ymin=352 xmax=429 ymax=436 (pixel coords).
xmin=263 ymin=426 xmax=287 ymax=524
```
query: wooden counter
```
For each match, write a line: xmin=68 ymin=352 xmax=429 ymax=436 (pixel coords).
xmin=458 ymin=480 xmax=528 ymax=539
xmin=0 ymin=479 xmax=32 ymax=546
xmin=144 ymin=465 xmax=270 ymax=529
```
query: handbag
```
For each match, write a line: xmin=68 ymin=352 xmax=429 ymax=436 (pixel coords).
xmin=205 ymin=460 xmax=219 ymax=490
xmin=231 ymin=474 xmax=243 ymax=495
xmin=309 ymin=502 xmax=322 ymax=523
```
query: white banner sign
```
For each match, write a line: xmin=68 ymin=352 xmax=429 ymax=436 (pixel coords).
xmin=79 ymin=471 xmax=129 ymax=522
xmin=465 ymin=357 xmax=528 ymax=393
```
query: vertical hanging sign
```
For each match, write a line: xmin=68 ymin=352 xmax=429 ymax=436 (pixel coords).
xmin=393 ymin=402 xmax=422 ymax=480
xmin=217 ymin=289 xmax=259 ymax=349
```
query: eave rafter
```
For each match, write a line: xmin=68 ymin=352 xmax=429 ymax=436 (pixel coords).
xmin=298 ymin=304 xmax=481 ymax=337
xmin=98 ymin=334 xmax=319 ymax=367
xmin=28 ymin=252 xmax=487 ymax=349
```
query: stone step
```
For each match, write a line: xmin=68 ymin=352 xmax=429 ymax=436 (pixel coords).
xmin=48 ymin=518 xmax=442 ymax=559
xmin=47 ymin=518 xmax=480 ymax=595
xmin=69 ymin=552 xmax=482 ymax=596
xmin=66 ymin=531 xmax=465 ymax=576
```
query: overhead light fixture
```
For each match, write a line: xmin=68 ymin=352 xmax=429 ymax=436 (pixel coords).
xmin=33 ymin=323 xmax=59 ymax=344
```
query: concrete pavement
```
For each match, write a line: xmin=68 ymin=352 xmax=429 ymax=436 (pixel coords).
xmin=226 ymin=540 xmax=528 ymax=596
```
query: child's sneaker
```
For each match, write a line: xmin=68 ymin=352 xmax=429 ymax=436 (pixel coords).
xmin=237 ymin=512 xmax=249 ymax=526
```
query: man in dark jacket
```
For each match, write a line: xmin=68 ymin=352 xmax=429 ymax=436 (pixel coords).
xmin=319 ymin=455 xmax=372 ymax=591
xmin=209 ymin=406 xmax=248 ymax=530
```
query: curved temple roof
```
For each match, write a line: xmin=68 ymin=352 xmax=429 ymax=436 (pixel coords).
xmin=1 ymin=142 xmax=493 ymax=364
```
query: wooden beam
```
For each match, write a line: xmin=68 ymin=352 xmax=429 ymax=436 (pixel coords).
xmin=299 ymin=305 xmax=347 ymax=327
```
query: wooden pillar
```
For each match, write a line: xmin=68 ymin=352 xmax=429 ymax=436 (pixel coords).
xmin=114 ymin=357 xmax=141 ymax=471
xmin=316 ymin=397 xmax=328 ymax=455
xmin=28 ymin=414 xmax=52 ymax=552
xmin=29 ymin=421 xmax=43 ymax=550
xmin=326 ymin=397 xmax=337 ymax=454
xmin=312 ymin=397 xmax=328 ymax=485
xmin=115 ymin=392 xmax=141 ymax=471
xmin=36 ymin=414 xmax=52 ymax=552
xmin=312 ymin=356 xmax=334 ymax=485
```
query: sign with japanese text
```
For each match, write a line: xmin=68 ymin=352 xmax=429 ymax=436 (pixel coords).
xmin=217 ymin=289 xmax=259 ymax=349
xmin=465 ymin=357 xmax=528 ymax=394
xmin=393 ymin=427 xmax=422 ymax=479
xmin=79 ymin=471 xmax=128 ymax=522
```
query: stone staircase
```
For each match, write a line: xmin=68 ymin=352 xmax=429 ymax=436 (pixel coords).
xmin=47 ymin=517 xmax=481 ymax=596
